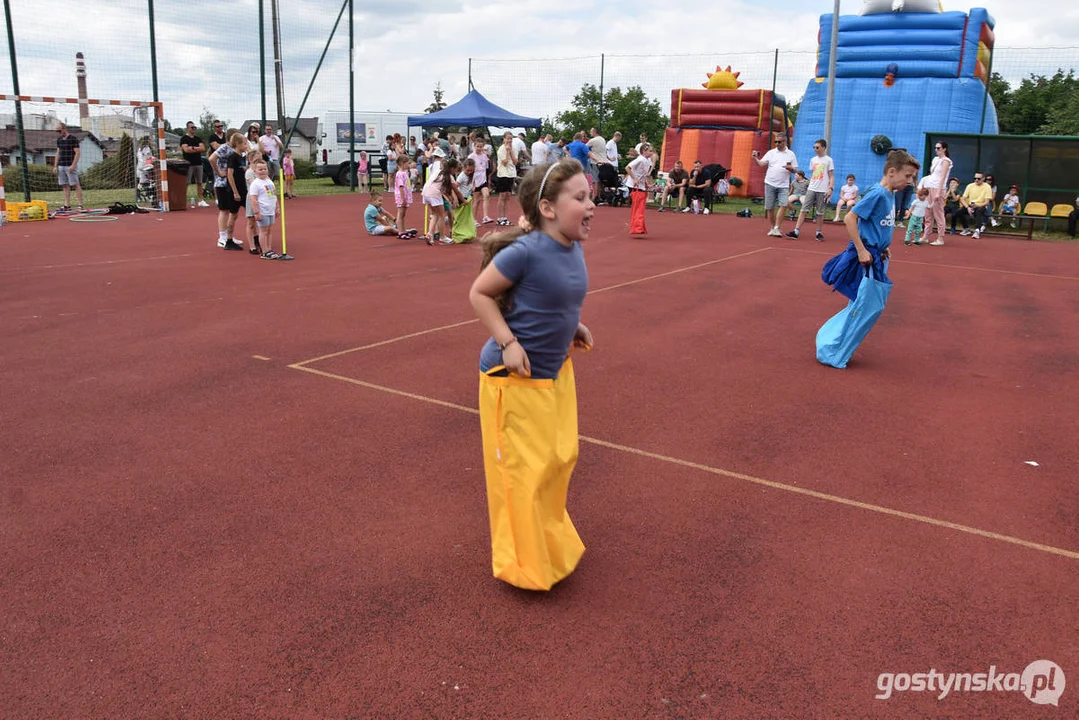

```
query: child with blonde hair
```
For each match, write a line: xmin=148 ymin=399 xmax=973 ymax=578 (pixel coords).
xmin=248 ymin=160 xmax=282 ymax=259
xmin=394 ymin=155 xmax=413 ymax=235
xmin=903 ymin=186 xmax=931 ymax=246
xmin=282 ymin=149 xmax=295 ymax=199
xmin=468 ymin=159 xmax=596 ymax=591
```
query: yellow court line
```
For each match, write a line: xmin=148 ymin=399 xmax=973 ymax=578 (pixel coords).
xmin=290 ymin=246 xmax=775 ymax=368
xmin=782 ymin=246 xmax=1079 ymax=281
xmin=288 ymin=364 xmax=1079 ymax=562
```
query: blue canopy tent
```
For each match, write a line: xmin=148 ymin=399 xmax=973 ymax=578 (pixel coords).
xmin=407 ymin=89 xmax=541 ymax=128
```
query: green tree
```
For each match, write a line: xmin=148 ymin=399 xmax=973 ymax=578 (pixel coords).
xmin=787 ymin=100 xmax=800 ymax=126
xmin=554 ymin=84 xmax=668 ymax=156
xmin=196 ymin=108 xmax=226 ymax=138
xmin=426 ymin=82 xmax=447 ymax=114
xmin=995 ymin=70 xmax=1079 ymax=135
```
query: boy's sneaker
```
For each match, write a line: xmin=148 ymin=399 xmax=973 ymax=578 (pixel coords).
xmin=785 ymin=229 xmax=799 ymax=239
xmin=198 ymin=200 xmax=210 ymax=208
xmin=972 ymin=229 xmax=981 ymax=239
xmin=216 ymin=237 xmax=228 ymax=248
xmin=815 ymin=231 xmax=824 ymax=241
xmin=960 ymin=229 xmax=972 ymax=236
xmin=223 ymin=240 xmax=244 ymax=251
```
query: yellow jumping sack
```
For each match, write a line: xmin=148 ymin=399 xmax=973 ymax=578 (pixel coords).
xmin=478 ymin=358 xmax=585 ymax=591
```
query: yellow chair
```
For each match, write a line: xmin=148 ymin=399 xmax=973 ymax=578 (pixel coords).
xmin=1018 ymin=201 xmax=1047 ymax=240
xmin=1050 ymin=203 xmax=1073 ymax=218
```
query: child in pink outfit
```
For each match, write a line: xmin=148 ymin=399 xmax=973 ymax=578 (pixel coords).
xmin=395 ymin=156 xmax=413 ymax=231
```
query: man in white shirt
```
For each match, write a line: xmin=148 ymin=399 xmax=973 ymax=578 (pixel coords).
xmin=786 ymin=137 xmax=834 ymax=241
xmin=605 ymin=131 xmax=622 ymax=164
xmin=531 ymin=134 xmax=548 ymax=166
xmin=752 ymin=133 xmax=797 ymax=236
xmin=259 ymin=125 xmax=285 ymax=180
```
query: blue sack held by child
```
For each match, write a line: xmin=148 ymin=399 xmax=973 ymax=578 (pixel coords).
xmin=816 ymin=264 xmax=892 ymax=369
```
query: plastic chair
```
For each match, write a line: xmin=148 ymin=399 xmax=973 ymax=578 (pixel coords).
xmin=1050 ymin=203 xmax=1072 ymax=218
xmin=1024 ymin=201 xmax=1048 ymax=217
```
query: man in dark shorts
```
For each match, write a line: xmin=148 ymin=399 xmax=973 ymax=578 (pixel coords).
xmin=210 ymin=134 xmax=245 ymax=251
xmin=54 ymin=122 xmax=83 ymax=211
xmin=180 ymin=121 xmax=209 ymax=208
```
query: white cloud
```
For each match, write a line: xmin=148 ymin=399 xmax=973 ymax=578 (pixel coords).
xmin=0 ymin=0 xmax=1075 ymax=132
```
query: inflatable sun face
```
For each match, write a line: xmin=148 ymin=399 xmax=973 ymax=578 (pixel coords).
xmin=703 ymin=66 xmax=744 ymax=90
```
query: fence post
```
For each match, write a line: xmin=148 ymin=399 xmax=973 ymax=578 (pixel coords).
xmin=260 ymin=0 xmax=267 ymax=128
xmin=768 ymin=49 xmax=778 ymax=140
xmin=4 ymin=0 xmax=30 ymax=202
xmin=348 ymin=0 xmax=355 ymax=191
xmin=823 ymin=0 xmax=840 ymax=149
xmin=468 ymin=58 xmax=473 ymax=92
xmin=598 ymin=54 xmax=605 ymax=134
xmin=979 ymin=50 xmax=995 ymax=134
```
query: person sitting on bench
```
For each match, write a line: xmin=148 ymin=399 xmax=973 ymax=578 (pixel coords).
xmin=684 ymin=160 xmax=713 ymax=214
xmin=658 ymin=160 xmax=689 ymax=212
xmin=959 ymin=172 xmax=993 ymax=239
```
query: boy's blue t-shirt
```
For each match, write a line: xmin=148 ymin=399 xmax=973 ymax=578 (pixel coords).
xmin=364 ymin=204 xmax=380 ymax=233
xmin=479 ymin=231 xmax=588 ymax=380
xmin=851 ymin=182 xmax=896 ymax=249
xmin=566 ymin=140 xmax=591 ymax=167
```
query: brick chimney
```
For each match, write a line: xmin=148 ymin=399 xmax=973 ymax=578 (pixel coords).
xmin=76 ymin=52 xmax=88 ymax=121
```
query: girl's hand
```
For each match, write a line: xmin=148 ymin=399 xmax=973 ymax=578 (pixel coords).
xmin=573 ymin=323 xmax=594 ymax=350
xmin=502 ymin=342 xmax=531 ymax=377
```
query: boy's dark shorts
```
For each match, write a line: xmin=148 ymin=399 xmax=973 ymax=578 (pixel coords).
xmin=215 ymin=186 xmax=243 ymax=213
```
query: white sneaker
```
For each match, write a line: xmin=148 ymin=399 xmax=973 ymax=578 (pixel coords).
xmin=972 ymin=229 xmax=980 ymax=239
xmin=929 ymin=239 xmax=945 ymax=246
xmin=767 ymin=227 xmax=780 ymax=237
xmin=960 ymin=229 xmax=972 ymax=236
xmin=702 ymin=208 xmax=710 ymax=215
xmin=990 ymin=218 xmax=999 ymax=227
xmin=216 ymin=237 xmax=227 ymax=248
xmin=198 ymin=200 xmax=210 ymax=208
xmin=681 ymin=207 xmax=691 ymax=213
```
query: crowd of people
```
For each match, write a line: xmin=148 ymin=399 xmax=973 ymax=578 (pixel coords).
xmin=190 ymin=121 xmax=293 ymax=260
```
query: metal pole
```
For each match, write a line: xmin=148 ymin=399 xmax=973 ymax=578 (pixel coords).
xmin=823 ymin=0 xmax=840 ymax=149
xmin=468 ymin=58 xmax=473 ymax=92
xmin=597 ymin=54 xmax=605 ymax=134
xmin=260 ymin=0 xmax=266 ymax=128
xmin=148 ymin=0 xmax=159 ymax=103
xmin=283 ymin=0 xmax=348 ymax=151
xmin=979 ymin=49 xmax=994 ymax=134
xmin=271 ymin=0 xmax=286 ymax=137
xmin=4 ymin=0 xmax=30 ymax=201
xmin=767 ymin=49 xmax=778 ymax=140
xmin=348 ymin=0 xmax=355 ymax=191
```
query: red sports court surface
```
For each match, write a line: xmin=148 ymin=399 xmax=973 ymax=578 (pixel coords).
xmin=1 ymin=195 xmax=1076 ymax=718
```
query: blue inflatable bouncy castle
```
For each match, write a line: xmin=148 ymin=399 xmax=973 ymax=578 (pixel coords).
xmin=792 ymin=5 xmax=998 ymax=201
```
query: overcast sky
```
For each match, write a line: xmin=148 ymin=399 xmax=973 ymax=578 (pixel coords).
xmin=1 ymin=0 xmax=1077 ymax=133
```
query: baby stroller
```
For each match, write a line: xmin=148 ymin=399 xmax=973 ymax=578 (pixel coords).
xmin=596 ymin=162 xmax=626 ymax=207
xmin=135 ymin=150 xmax=159 ymax=207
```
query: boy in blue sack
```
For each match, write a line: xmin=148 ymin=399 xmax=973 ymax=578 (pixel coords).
xmin=817 ymin=150 xmax=920 ymax=368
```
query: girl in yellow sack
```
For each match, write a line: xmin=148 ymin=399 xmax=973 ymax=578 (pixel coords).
xmin=468 ymin=159 xmax=596 ymax=591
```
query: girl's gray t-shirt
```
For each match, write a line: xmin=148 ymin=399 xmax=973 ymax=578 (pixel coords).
xmin=479 ymin=231 xmax=588 ymax=380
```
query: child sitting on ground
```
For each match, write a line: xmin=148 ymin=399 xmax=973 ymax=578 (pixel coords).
xmin=364 ymin=190 xmax=415 ymax=238
xmin=903 ymin=186 xmax=930 ymax=245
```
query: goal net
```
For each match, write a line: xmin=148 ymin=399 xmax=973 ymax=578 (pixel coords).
xmin=0 ymin=96 xmax=168 ymax=211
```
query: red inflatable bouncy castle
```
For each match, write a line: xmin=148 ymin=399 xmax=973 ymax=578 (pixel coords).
xmin=661 ymin=68 xmax=791 ymax=198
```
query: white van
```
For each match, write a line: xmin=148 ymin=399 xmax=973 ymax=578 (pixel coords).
xmin=315 ymin=111 xmax=424 ymax=185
